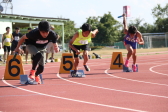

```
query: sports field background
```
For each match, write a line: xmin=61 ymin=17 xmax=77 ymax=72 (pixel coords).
xmin=0 ymin=47 xmax=167 ymax=66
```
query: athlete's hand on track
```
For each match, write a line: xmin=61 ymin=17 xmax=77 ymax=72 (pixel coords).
xmin=14 ymin=47 xmax=24 ymax=54
xmin=76 ymin=50 xmax=80 ymax=55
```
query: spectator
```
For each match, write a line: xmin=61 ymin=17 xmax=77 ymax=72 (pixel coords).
xmin=45 ymin=25 xmax=60 ymax=63
xmin=11 ymin=27 xmax=22 ymax=55
xmin=24 ymin=28 xmax=32 ymax=64
xmin=2 ymin=27 xmax=13 ymax=63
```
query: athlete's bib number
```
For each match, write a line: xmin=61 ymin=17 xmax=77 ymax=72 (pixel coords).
xmin=5 ymin=38 xmax=11 ymax=42
xmin=79 ymin=40 xmax=88 ymax=44
xmin=14 ymin=36 xmax=19 ymax=41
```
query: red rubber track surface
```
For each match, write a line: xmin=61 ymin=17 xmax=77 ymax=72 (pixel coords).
xmin=0 ymin=53 xmax=168 ymax=112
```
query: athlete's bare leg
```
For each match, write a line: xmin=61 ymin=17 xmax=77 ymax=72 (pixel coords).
xmin=74 ymin=57 xmax=79 ymax=70
xmin=51 ymin=53 xmax=54 ymax=61
xmin=46 ymin=53 xmax=49 ymax=62
xmin=3 ymin=52 xmax=6 ymax=62
xmin=83 ymin=50 xmax=89 ymax=65
xmin=125 ymin=44 xmax=133 ymax=60
xmin=132 ymin=49 xmax=137 ymax=64
xmin=25 ymin=50 xmax=29 ymax=63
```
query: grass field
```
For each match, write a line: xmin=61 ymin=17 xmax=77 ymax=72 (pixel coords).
xmin=88 ymin=47 xmax=168 ymax=58
xmin=0 ymin=47 xmax=167 ymax=65
xmin=89 ymin=47 xmax=168 ymax=55
xmin=50 ymin=47 xmax=168 ymax=60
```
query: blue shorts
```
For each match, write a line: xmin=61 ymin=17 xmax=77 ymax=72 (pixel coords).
xmin=124 ymin=41 xmax=137 ymax=49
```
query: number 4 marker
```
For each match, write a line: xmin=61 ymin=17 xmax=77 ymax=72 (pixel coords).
xmin=110 ymin=52 xmax=124 ymax=69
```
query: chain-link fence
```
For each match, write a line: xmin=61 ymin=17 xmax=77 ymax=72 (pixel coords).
xmin=114 ymin=33 xmax=168 ymax=49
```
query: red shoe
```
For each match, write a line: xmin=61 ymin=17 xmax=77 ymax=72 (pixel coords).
xmin=35 ymin=76 xmax=41 ymax=84
xmin=133 ymin=65 xmax=137 ymax=72
xmin=29 ymin=70 xmax=36 ymax=80
xmin=125 ymin=60 xmax=129 ymax=67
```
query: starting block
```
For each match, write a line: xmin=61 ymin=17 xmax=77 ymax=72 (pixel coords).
xmin=20 ymin=74 xmax=43 ymax=85
xmin=69 ymin=70 xmax=85 ymax=78
xmin=123 ymin=65 xmax=133 ymax=72
xmin=123 ymin=64 xmax=138 ymax=72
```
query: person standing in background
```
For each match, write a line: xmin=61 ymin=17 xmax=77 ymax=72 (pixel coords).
xmin=24 ymin=28 xmax=32 ymax=64
xmin=11 ymin=27 xmax=22 ymax=55
xmin=2 ymin=27 xmax=13 ymax=63
xmin=45 ymin=25 xmax=60 ymax=63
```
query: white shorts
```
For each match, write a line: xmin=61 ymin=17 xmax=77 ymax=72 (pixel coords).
xmin=46 ymin=42 xmax=55 ymax=53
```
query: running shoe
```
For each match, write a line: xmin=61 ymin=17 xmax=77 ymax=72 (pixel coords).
xmin=124 ymin=60 xmax=129 ymax=67
xmin=71 ymin=70 xmax=77 ymax=77
xmin=35 ymin=76 xmax=41 ymax=84
xmin=132 ymin=64 xmax=137 ymax=72
xmin=29 ymin=70 xmax=36 ymax=79
xmin=84 ymin=65 xmax=90 ymax=71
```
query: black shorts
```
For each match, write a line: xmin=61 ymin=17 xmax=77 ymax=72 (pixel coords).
xmin=3 ymin=46 xmax=11 ymax=52
xmin=72 ymin=44 xmax=89 ymax=58
xmin=11 ymin=41 xmax=18 ymax=51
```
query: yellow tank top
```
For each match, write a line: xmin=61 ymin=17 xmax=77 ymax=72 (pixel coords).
xmin=73 ymin=30 xmax=92 ymax=45
xmin=3 ymin=33 xmax=12 ymax=46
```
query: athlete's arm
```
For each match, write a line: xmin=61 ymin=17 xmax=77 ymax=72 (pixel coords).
xmin=123 ymin=14 xmax=128 ymax=34
xmin=11 ymin=34 xmax=14 ymax=42
xmin=1 ymin=34 xmax=5 ymax=47
xmin=91 ymin=29 xmax=99 ymax=38
xmin=57 ymin=35 xmax=60 ymax=40
xmin=137 ymin=31 xmax=144 ymax=45
xmin=53 ymin=43 xmax=59 ymax=53
xmin=69 ymin=32 xmax=80 ymax=54
xmin=15 ymin=35 xmax=28 ymax=53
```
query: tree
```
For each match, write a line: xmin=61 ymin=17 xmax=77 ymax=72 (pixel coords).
xmin=152 ymin=3 xmax=168 ymax=32
xmin=86 ymin=12 xmax=122 ymax=46
xmin=152 ymin=3 xmax=168 ymax=19
xmin=138 ymin=23 xmax=155 ymax=33
xmin=155 ymin=18 xmax=168 ymax=32
xmin=129 ymin=18 xmax=144 ymax=29
xmin=54 ymin=20 xmax=77 ymax=43
xmin=86 ymin=16 xmax=100 ymax=30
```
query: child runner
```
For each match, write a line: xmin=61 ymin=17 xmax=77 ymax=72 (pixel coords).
xmin=69 ymin=23 xmax=98 ymax=74
xmin=15 ymin=21 xmax=59 ymax=84
xmin=123 ymin=14 xmax=144 ymax=72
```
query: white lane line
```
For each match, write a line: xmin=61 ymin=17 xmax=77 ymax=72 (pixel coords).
xmin=1 ymin=57 xmax=167 ymax=112
xmin=149 ymin=63 xmax=168 ymax=76
xmin=57 ymin=73 xmax=168 ymax=99
xmin=2 ymin=78 xmax=147 ymax=112
xmin=105 ymin=69 xmax=168 ymax=87
xmin=0 ymin=94 xmax=39 ymax=97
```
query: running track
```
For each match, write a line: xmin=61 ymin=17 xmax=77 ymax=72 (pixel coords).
xmin=0 ymin=53 xmax=168 ymax=112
